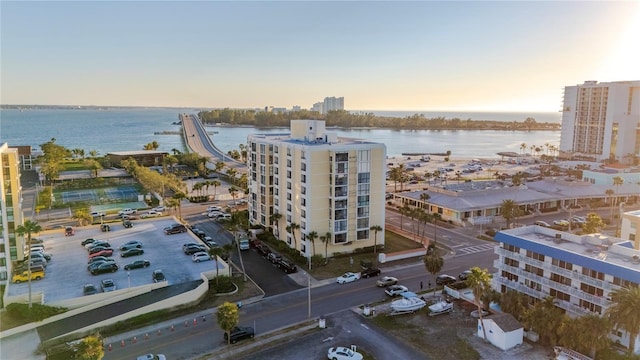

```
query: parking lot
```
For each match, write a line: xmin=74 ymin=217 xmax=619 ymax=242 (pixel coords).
xmin=7 ymin=218 xmax=222 ymax=304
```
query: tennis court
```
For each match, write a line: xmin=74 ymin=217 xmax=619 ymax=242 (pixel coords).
xmin=103 ymin=186 xmax=139 ymax=202
xmin=61 ymin=190 xmax=98 ymax=204
xmin=60 ymin=186 xmax=140 ymax=204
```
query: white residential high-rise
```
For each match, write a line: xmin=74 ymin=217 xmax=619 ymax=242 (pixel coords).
xmin=247 ymin=120 xmax=386 ymax=260
xmin=323 ymin=96 xmax=344 ymax=114
xmin=559 ymin=80 xmax=640 ymax=162
xmin=1 ymin=143 xmax=26 ymax=284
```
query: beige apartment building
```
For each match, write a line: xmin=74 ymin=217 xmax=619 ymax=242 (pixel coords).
xmin=247 ymin=120 xmax=386 ymax=259
xmin=1 ymin=143 xmax=26 ymax=284
xmin=559 ymin=80 xmax=640 ymax=162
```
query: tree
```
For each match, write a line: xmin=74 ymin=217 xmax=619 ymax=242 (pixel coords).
xmin=500 ymin=199 xmax=520 ymax=229
xmin=559 ymin=314 xmax=611 ymax=359
xmin=388 ymin=164 xmax=405 ymax=192
xmin=307 ymin=231 xmax=318 ymax=269
xmin=399 ymin=204 xmax=412 ymax=230
xmin=523 ymin=296 xmax=565 ymax=345
xmin=217 ymin=302 xmax=240 ymax=345
xmin=269 ymin=212 xmax=282 ymax=235
xmin=228 ymin=186 xmax=239 ymax=208
xmin=499 ymin=290 xmax=528 ymax=322
xmin=286 ymin=223 xmax=300 ymax=250
xmin=215 ymin=161 xmax=225 ymax=173
xmin=370 ymin=225 xmax=382 ymax=265
xmin=606 ymin=286 xmax=640 ymax=356
xmin=320 ymin=232 xmax=331 ymax=264
xmin=466 ymin=267 xmax=492 ymax=341
xmin=72 ymin=209 xmax=92 ymax=226
xmin=74 ymin=334 xmax=103 ymax=360
xmin=172 ymin=191 xmax=187 ymax=220
xmin=423 ymin=249 xmax=443 ymax=292
xmin=208 ymin=246 xmax=227 ymax=288
xmin=211 ymin=179 xmax=221 ymax=200
xmin=143 ymin=140 xmax=159 ymax=150
xmin=16 ymin=220 xmax=43 ymax=308
xmin=582 ymin=212 xmax=605 ymax=234
xmin=606 ymin=188 xmax=615 ymax=223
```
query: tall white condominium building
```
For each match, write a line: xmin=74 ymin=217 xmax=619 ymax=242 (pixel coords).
xmin=0 ymin=143 xmax=26 ymax=284
xmin=323 ymin=97 xmax=344 ymax=114
xmin=559 ymin=80 xmax=640 ymax=162
xmin=494 ymin=225 xmax=640 ymax=353
xmin=247 ymin=120 xmax=386 ymax=259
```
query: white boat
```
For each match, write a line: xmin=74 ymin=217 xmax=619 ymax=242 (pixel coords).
xmin=428 ymin=300 xmax=453 ymax=316
xmin=390 ymin=296 xmax=426 ymax=313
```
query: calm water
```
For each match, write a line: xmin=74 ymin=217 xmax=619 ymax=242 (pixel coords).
xmin=0 ymin=108 xmax=560 ymax=159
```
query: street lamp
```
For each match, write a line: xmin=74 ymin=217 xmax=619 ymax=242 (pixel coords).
xmin=127 ymin=272 xmax=131 ymax=288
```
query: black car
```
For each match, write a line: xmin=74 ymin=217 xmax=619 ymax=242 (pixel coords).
xmin=83 ymin=283 xmax=98 ymax=296
xmin=14 ymin=264 xmax=45 ymax=274
xmin=184 ymin=245 xmax=206 ymax=255
xmin=124 ymin=259 xmax=150 ymax=270
xmin=164 ymin=224 xmax=186 ymax=234
xmin=267 ymin=252 xmax=282 ymax=264
xmin=458 ymin=270 xmax=473 ymax=281
xmin=88 ymin=245 xmax=112 ymax=255
xmin=88 ymin=256 xmax=113 ymax=264
xmin=88 ymin=259 xmax=116 ymax=271
xmin=255 ymin=244 xmax=271 ymax=257
xmin=90 ymin=262 xmax=119 ymax=275
xmin=81 ymin=238 xmax=96 ymax=246
xmin=361 ymin=268 xmax=381 ymax=278
xmin=277 ymin=259 xmax=297 ymax=274
xmin=122 ymin=220 xmax=133 ymax=228
xmin=224 ymin=326 xmax=255 ymax=344
xmin=100 ymin=224 xmax=111 ymax=232
xmin=121 ymin=248 xmax=144 ymax=257
xmin=191 ymin=228 xmax=206 ymax=239
xmin=436 ymin=274 xmax=457 ymax=286
xmin=152 ymin=269 xmax=166 ymax=283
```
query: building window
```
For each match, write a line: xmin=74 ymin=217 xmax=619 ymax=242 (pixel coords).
xmin=525 ymin=279 xmax=541 ymax=292
xmin=504 ymin=244 xmax=520 ymax=253
xmin=526 ymin=250 xmax=545 ymax=262
xmin=357 ymin=229 xmax=369 ymax=240
xmin=301 ymin=163 xmax=306 ymax=171
xmin=358 ymin=172 xmax=370 ymax=183
xmin=287 ymin=159 xmax=291 ymax=167
xmin=524 ymin=264 xmax=543 ymax=277
xmin=504 ymin=257 xmax=519 ymax=268
xmin=501 ymin=270 xmax=518 ymax=282
xmin=552 ymin=258 xmax=573 ymax=271
xmin=550 ymin=289 xmax=570 ymax=302
xmin=357 ymin=218 xmax=369 ymax=229
xmin=301 ymin=174 xmax=306 ymax=183
xmin=550 ymin=273 xmax=572 ymax=286
xmin=580 ymin=283 xmax=604 ymax=297
xmin=582 ymin=267 xmax=605 ymax=281
xmin=334 ymin=233 xmax=347 ymax=244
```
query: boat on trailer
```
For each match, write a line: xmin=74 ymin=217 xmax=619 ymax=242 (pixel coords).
xmin=428 ymin=300 xmax=453 ymax=316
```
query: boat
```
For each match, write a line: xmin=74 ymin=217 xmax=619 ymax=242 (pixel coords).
xmin=390 ymin=296 xmax=426 ymax=313
xmin=428 ymin=300 xmax=453 ymax=316
xmin=553 ymin=346 xmax=593 ymax=360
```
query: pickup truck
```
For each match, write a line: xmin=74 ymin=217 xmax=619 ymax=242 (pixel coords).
xmin=118 ymin=208 xmax=137 ymax=216
xmin=13 ymin=269 xmax=45 ymax=283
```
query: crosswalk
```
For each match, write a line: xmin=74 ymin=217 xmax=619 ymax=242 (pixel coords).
xmin=453 ymin=243 xmax=497 ymax=256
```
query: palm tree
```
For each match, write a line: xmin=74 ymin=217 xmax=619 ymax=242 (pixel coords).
xmin=423 ymin=248 xmax=443 ymax=293
xmin=500 ymin=199 xmax=519 ymax=229
xmin=307 ymin=231 xmax=318 ymax=269
xmin=370 ymin=225 xmax=382 ymax=264
xmin=320 ymin=232 xmax=332 ymax=264
xmin=74 ymin=334 xmax=104 ymax=360
xmin=16 ymin=220 xmax=43 ymax=308
xmin=286 ymin=223 xmax=300 ymax=250
xmin=228 ymin=187 xmax=238 ymax=208
xmin=172 ymin=191 xmax=187 ymax=220
xmin=520 ymin=142 xmax=527 ymax=155
xmin=211 ymin=179 xmax=221 ymax=200
xmin=499 ymin=290 xmax=528 ymax=322
xmin=606 ymin=286 xmax=640 ymax=356
xmin=208 ymin=246 xmax=226 ymax=288
xmin=605 ymin=188 xmax=615 ymax=222
xmin=466 ymin=267 xmax=492 ymax=341
xmin=269 ymin=212 xmax=282 ymax=235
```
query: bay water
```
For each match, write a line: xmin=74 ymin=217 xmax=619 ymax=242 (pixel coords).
xmin=0 ymin=108 xmax=560 ymax=159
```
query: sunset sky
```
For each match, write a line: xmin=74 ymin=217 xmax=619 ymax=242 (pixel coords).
xmin=2 ymin=1 xmax=639 ymax=112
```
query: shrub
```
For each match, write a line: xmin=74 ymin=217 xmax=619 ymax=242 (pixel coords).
xmin=5 ymin=303 xmax=67 ymax=322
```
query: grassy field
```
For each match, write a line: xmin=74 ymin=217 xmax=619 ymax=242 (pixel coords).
xmin=308 ymin=231 xmax=424 ymax=280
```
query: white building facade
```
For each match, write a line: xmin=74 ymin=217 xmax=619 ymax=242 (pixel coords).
xmin=247 ymin=120 xmax=386 ymax=259
xmin=0 ymin=143 xmax=26 ymax=284
xmin=559 ymin=80 xmax=640 ymax=162
xmin=493 ymin=226 xmax=640 ymax=353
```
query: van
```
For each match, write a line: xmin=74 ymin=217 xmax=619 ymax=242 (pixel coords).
xmin=238 ymin=238 xmax=250 ymax=251
xmin=13 ymin=269 xmax=45 ymax=283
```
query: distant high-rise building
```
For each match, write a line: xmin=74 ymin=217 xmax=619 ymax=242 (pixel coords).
xmin=292 ymin=105 xmax=301 ymax=112
xmin=1 ymin=143 xmax=26 ymax=284
xmin=311 ymin=102 xmax=324 ymax=114
xmin=323 ymin=96 xmax=344 ymax=114
xmin=247 ymin=120 xmax=386 ymax=259
xmin=559 ymin=80 xmax=640 ymax=162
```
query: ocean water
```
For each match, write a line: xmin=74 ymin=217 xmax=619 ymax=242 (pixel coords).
xmin=353 ymin=110 xmax=561 ymax=123
xmin=0 ymin=108 xmax=560 ymax=159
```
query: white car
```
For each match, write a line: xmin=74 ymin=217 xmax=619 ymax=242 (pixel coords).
xmin=336 ymin=272 xmax=361 ymax=284
xmin=118 ymin=208 xmax=137 ymax=216
xmin=327 ymin=346 xmax=363 ymax=360
xmin=90 ymin=211 xmax=106 ymax=217
xmin=207 ymin=211 xmax=224 ymax=218
xmin=553 ymin=219 xmax=570 ymax=227
xmin=152 ymin=206 xmax=166 ymax=212
xmin=192 ymin=252 xmax=212 ymax=263
xmin=141 ymin=210 xmax=162 ymax=218
xmin=207 ymin=205 xmax=222 ymax=212
xmin=385 ymin=284 xmax=409 ymax=296
xmin=376 ymin=276 xmax=398 ymax=287
xmin=136 ymin=354 xmax=167 ymax=360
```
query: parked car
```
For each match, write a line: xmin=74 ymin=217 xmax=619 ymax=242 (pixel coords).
xmin=26 ymin=257 xmax=48 ymax=268
xmin=88 ymin=249 xmax=114 ymax=259
xmin=13 ymin=264 xmax=45 ymax=274
xmin=12 ymin=269 xmax=45 ymax=283
xmin=152 ymin=206 xmax=166 ymax=212
xmin=207 ymin=205 xmax=223 ymax=212
xmin=124 ymin=259 xmax=150 ymax=270
xmin=65 ymin=227 xmax=75 ymax=236
xmin=361 ymin=268 xmax=381 ymax=278
xmin=267 ymin=252 xmax=282 ymax=264
xmin=141 ymin=210 xmax=162 ymax=218
xmin=81 ymin=238 xmax=96 ymax=246
xmin=83 ymin=283 xmax=98 ymax=296
xmin=122 ymin=220 xmax=133 ymax=228
xmin=88 ymin=256 xmax=114 ymax=265
xmin=152 ymin=269 xmax=166 ymax=283
xmin=217 ymin=213 xmax=232 ymax=221
xmin=87 ymin=259 xmax=116 ymax=271
xmin=376 ymin=276 xmax=398 ymax=287
xmin=436 ymin=274 xmax=457 ymax=286
xmin=89 ymin=245 xmax=112 ymax=255
xmin=224 ymin=326 xmax=255 ymax=344
xmin=86 ymin=240 xmax=110 ymax=250
xmin=118 ymin=208 xmax=137 ymax=216
xmin=337 ymin=272 xmax=361 ymax=284
xmin=30 ymin=251 xmax=51 ymax=261
xmin=385 ymin=284 xmax=409 ymax=296
xmin=100 ymin=224 xmax=111 ymax=232
xmin=101 ymin=279 xmax=116 ymax=292
xmin=277 ymin=259 xmax=297 ymax=273
xmin=192 ymin=252 xmax=212 ymax=262
xmin=164 ymin=223 xmax=186 ymax=234
xmin=203 ymin=237 xmax=217 ymax=247
xmin=184 ymin=245 xmax=207 ymax=255
xmin=534 ymin=220 xmax=551 ymax=227
xmin=191 ymin=228 xmax=206 ymax=239
xmin=136 ymin=354 xmax=166 ymax=360
xmin=120 ymin=240 xmax=143 ymax=250
xmin=90 ymin=262 xmax=119 ymax=275
xmin=327 ymin=346 xmax=363 ymax=360
xmin=458 ymin=270 xmax=473 ymax=281
xmin=90 ymin=211 xmax=106 ymax=217
xmin=553 ymin=219 xmax=570 ymax=227
xmin=121 ymin=248 xmax=144 ymax=257
xmin=255 ymin=244 xmax=271 ymax=257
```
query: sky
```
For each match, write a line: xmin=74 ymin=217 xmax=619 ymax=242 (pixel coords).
xmin=1 ymin=1 xmax=639 ymax=112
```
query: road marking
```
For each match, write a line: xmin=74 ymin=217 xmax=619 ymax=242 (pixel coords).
xmin=456 ymin=243 xmax=497 ymax=256
xmin=322 ymin=336 xmax=334 ymax=342
xmin=360 ymin=324 xmax=369 ymax=330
